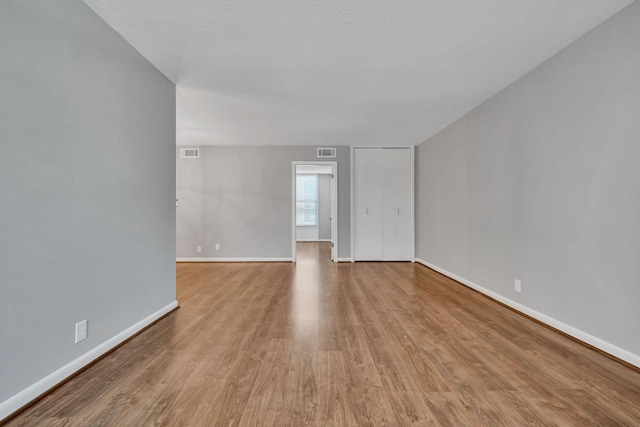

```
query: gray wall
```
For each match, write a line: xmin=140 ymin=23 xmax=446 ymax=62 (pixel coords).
xmin=318 ymin=174 xmax=332 ymax=240
xmin=0 ymin=0 xmax=176 ymax=403
xmin=177 ymin=146 xmax=350 ymax=259
xmin=416 ymin=2 xmax=640 ymax=357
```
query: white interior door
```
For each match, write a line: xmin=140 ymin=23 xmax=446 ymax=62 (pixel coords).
xmin=382 ymin=148 xmax=412 ymax=260
xmin=354 ymin=148 xmax=383 ymax=260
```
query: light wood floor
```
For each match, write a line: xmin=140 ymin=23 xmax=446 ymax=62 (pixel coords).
xmin=6 ymin=242 xmax=640 ymax=426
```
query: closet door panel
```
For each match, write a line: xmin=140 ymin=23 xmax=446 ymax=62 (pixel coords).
xmin=381 ymin=149 xmax=412 ymax=260
xmin=381 ymin=150 xmax=399 ymax=260
xmin=393 ymin=148 xmax=413 ymax=261
xmin=354 ymin=148 xmax=383 ymax=260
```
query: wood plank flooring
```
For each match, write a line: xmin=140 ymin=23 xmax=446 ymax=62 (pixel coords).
xmin=5 ymin=242 xmax=640 ymax=426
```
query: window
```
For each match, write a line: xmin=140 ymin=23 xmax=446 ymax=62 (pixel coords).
xmin=296 ymin=174 xmax=318 ymax=226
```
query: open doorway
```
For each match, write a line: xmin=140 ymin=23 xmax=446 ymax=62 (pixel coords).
xmin=292 ymin=162 xmax=338 ymax=262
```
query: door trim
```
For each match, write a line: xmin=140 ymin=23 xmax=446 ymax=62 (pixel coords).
xmin=291 ymin=161 xmax=338 ymax=262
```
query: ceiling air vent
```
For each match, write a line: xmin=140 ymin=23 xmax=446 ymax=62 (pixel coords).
xmin=317 ymin=147 xmax=336 ymax=158
xmin=180 ymin=148 xmax=199 ymax=158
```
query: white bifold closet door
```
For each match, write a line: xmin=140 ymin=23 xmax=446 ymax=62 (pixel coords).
xmin=354 ymin=147 xmax=412 ymax=261
xmin=354 ymin=148 xmax=384 ymax=260
xmin=381 ymin=148 xmax=412 ymax=260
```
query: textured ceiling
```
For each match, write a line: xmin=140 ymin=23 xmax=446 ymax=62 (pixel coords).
xmin=82 ymin=0 xmax=632 ymax=146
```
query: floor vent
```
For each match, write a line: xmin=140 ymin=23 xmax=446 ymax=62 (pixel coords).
xmin=317 ymin=147 xmax=336 ymax=158
xmin=180 ymin=148 xmax=200 ymax=158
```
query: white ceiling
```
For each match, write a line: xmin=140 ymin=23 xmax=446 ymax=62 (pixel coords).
xmin=83 ymin=0 xmax=632 ymax=147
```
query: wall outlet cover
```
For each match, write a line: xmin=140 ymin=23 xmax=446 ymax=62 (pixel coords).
xmin=514 ymin=279 xmax=522 ymax=293
xmin=75 ymin=319 xmax=88 ymax=343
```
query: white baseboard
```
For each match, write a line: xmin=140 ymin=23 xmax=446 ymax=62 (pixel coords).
xmin=414 ymin=258 xmax=640 ymax=368
xmin=0 ymin=301 xmax=179 ymax=421
xmin=336 ymin=258 xmax=353 ymax=262
xmin=296 ymin=239 xmax=332 ymax=242
xmin=176 ymin=257 xmax=293 ymax=262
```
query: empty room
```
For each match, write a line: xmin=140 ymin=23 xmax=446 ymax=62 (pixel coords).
xmin=1 ymin=0 xmax=639 ymax=425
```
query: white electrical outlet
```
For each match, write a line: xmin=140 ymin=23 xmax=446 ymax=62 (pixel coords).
xmin=196 ymin=245 xmax=202 ymax=253
xmin=75 ymin=319 xmax=88 ymax=343
xmin=215 ymin=243 xmax=220 ymax=251
xmin=176 ymin=199 xmax=179 ymax=207
xmin=514 ymin=279 xmax=522 ymax=293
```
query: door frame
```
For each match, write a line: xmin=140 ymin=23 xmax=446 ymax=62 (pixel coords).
xmin=292 ymin=161 xmax=338 ymax=262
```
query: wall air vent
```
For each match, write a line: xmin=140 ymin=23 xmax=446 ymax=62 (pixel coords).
xmin=180 ymin=148 xmax=200 ymax=158
xmin=317 ymin=147 xmax=336 ymax=158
